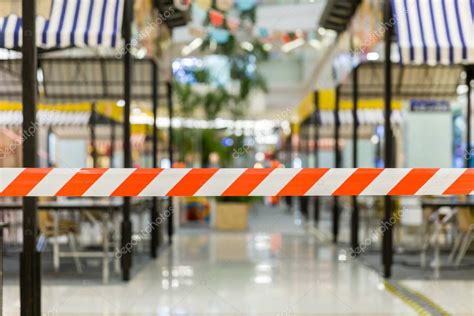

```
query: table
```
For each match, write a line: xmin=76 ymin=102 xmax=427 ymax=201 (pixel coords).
xmin=0 ymin=198 xmax=156 ymax=283
xmin=420 ymin=198 xmax=474 ymax=277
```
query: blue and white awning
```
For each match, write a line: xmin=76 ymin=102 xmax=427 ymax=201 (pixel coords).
xmin=0 ymin=0 xmax=124 ymax=50
xmin=392 ymin=0 xmax=474 ymax=65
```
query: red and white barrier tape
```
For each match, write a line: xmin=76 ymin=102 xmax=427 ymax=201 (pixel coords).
xmin=0 ymin=168 xmax=472 ymax=197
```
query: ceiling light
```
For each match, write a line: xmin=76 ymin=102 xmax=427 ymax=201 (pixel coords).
xmin=367 ymin=52 xmax=380 ymax=61
xmin=116 ymin=99 xmax=125 ymax=107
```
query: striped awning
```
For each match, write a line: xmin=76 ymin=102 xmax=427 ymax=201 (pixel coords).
xmin=392 ymin=0 xmax=474 ymax=65
xmin=0 ymin=0 xmax=124 ymax=50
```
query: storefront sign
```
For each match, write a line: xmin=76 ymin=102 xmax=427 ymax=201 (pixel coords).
xmin=410 ymin=100 xmax=450 ymax=112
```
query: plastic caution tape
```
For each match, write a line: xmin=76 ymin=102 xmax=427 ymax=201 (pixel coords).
xmin=0 ymin=168 xmax=472 ymax=197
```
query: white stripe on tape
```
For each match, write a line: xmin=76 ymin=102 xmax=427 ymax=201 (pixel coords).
xmin=416 ymin=168 xmax=466 ymax=195
xmin=194 ymin=168 xmax=245 ymax=196
xmin=0 ymin=168 xmax=24 ymax=192
xmin=360 ymin=168 xmax=411 ymax=196
xmin=139 ymin=168 xmax=190 ymax=196
xmin=306 ymin=168 xmax=354 ymax=196
xmin=83 ymin=168 xmax=135 ymax=196
xmin=28 ymin=168 xmax=79 ymax=196
xmin=250 ymin=168 xmax=301 ymax=196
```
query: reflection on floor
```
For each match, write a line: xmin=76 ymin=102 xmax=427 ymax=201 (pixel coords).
xmin=3 ymin=204 xmax=474 ymax=315
xmin=361 ymin=250 xmax=474 ymax=280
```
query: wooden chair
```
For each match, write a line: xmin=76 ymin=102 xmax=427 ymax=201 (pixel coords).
xmin=450 ymin=208 xmax=474 ymax=266
xmin=38 ymin=211 xmax=82 ymax=273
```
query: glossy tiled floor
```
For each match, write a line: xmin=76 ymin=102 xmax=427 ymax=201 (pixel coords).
xmin=4 ymin=205 xmax=474 ymax=315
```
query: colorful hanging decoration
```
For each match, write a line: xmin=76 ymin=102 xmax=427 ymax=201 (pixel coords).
xmin=258 ymin=27 xmax=269 ymax=39
xmin=174 ymin=0 xmax=192 ymax=11
xmin=209 ymin=9 xmax=225 ymax=27
xmin=235 ymin=0 xmax=256 ymax=11
xmin=281 ymin=33 xmax=291 ymax=44
xmin=195 ymin=0 xmax=212 ymax=10
xmin=209 ymin=27 xmax=230 ymax=44
xmin=216 ymin=0 xmax=234 ymax=11
xmin=191 ymin=4 xmax=208 ymax=25
xmin=227 ymin=16 xmax=240 ymax=32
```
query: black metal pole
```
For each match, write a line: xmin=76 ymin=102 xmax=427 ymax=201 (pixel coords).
xmin=21 ymin=0 xmax=41 ymax=314
xmin=351 ymin=64 xmax=360 ymax=255
xmin=151 ymin=61 xmax=160 ymax=257
xmin=383 ymin=0 xmax=394 ymax=279
xmin=466 ymin=68 xmax=472 ymax=168
xmin=300 ymin=125 xmax=309 ymax=219
xmin=121 ymin=0 xmax=133 ymax=281
xmin=167 ymin=81 xmax=174 ymax=244
xmin=90 ymin=102 xmax=98 ymax=168
xmin=46 ymin=126 xmax=53 ymax=167
xmin=313 ymin=90 xmax=320 ymax=225
xmin=0 ymin=224 xmax=4 ymax=314
xmin=110 ymin=120 xmax=115 ymax=168
xmin=285 ymin=130 xmax=293 ymax=208
xmin=333 ymin=85 xmax=341 ymax=244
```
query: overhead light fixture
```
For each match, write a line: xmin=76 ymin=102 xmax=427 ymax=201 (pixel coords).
xmin=281 ymin=38 xmax=305 ymax=53
xmin=240 ymin=41 xmax=254 ymax=52
xmin=181 ymin=38 xmax=203 ymax=56
xmin=116 ymin=99 xmax=126 ymax=107
xmin=367 ymin=52 xmax=380 ymax=61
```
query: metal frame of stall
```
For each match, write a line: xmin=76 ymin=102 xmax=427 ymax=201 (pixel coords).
xmin=21 ymin=3 xmax=40 ymax=314
xmin=3 ymin=0 xmax=175 ymax=313
xmin=1 ymin=54 xmax=168 ymax=273
xmin=381 ymin=0 xmax=473 ymax=278
xmin=301 ymin=62 xmax=465 ymax=278
xmin=315 ymin=0 xmax=473 ymax=279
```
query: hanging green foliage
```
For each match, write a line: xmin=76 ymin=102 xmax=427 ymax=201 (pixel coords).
xmin=173 ymin=0 xmax=269 ymax=119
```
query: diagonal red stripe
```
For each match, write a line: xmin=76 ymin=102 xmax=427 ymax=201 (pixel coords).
xmin=222 ymin=168 xmax=273 ymax=196
xmin=388 ymin=168 xmax=439 ymax=196
xmin=167 ymin=168 xmax=218 ymax=196
xmin=443 ymin=169 xmax=474 ymax=195
xmin=111 ymin=168 xmax=163 ymax=196
xmin=333 ymin=168 xmax=383 ymax=196
xmin=55 ymin=168 xmax=107 ymax=196
xmin=277 ymin=168 xmax=329 ymax=196
xmin=1 ymin=168 xmax=51 ymax=196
